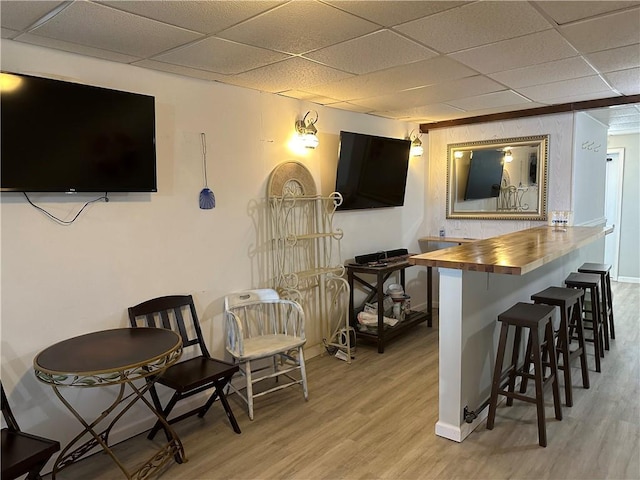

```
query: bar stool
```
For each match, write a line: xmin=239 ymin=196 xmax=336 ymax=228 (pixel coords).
xmin=487 ymin=302 xmax=562 ymax=447
xmin=565 ymin=272 xmax=604 ymax=373
xmin=578 ymin=263 xmax=615 ymax=347
xmin=529 ymin=287 xmax=589 ymax=407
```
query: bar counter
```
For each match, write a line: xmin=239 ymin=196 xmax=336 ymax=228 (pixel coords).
xmin=410 ymin=226 xmax=607 ymax=275
xmin=408 ymin=226 xmax=607 ymax=443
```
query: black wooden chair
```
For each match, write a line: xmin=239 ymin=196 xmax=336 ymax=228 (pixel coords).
xmin=128 ymin=295 xmax=241 ymax=440
xmin=1 ymin=382 xmax=60 ymax=480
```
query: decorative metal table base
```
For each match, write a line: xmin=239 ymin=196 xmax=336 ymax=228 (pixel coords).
xmin=49 ymin=380 xmax=185 ymax=480
xmin=33 ymin=328 xmax=185 ymax=480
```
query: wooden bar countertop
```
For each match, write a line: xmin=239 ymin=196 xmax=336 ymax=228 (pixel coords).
xmin=409 ymin=226 xmax=607 ymax=275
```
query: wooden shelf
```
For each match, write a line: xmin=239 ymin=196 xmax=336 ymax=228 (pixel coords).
xmin=346 ymin=260 xmax=432 ymax=354
xmin=355 ymin=310 xmax=429 ymax=343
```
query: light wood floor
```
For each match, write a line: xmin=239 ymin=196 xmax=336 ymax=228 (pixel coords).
xmin=51 ymin=282 xmax=639 ymax=480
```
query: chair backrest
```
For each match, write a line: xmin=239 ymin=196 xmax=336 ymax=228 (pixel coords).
xmin=128 ymin=295 xmax=210 ymax=358
xmin=224 ymin=289 xmax=305 ymax=340
xmin=1 ymin=381 xmax=20 ymax=432
xmin=224 ymin=288 xmax=281 ymax=309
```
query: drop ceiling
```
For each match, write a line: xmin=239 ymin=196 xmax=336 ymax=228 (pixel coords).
xmin=2 ymin=0 xmax=639 ymax=134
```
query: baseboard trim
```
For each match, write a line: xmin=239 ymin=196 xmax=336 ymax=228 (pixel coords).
xmin=617 ymin=276 xmax=640 ymax=284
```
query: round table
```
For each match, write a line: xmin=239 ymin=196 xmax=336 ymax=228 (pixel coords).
xmin=34 ymin=327 xmax=184 ymax=479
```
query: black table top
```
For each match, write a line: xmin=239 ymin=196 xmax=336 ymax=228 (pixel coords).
xmin=33 ymin=328 xmax=181 ymax=376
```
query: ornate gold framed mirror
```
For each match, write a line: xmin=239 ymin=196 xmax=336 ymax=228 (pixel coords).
xmin=446 ymin=135 xmax=549 ymax=220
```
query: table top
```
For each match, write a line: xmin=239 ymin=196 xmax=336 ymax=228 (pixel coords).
xmin=409 ymin=226 xmax=607 ymax=275
xmin=34 ymin=328 xmax=182 ymax=386
xmin=346 ymin=255 xmax=416 ymax=273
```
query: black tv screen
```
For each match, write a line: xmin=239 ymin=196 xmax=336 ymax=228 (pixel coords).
xmin=1 ymin=72 xmax=157 ymax=193
xmin=335 ymin=131 xmax=410 ymax=210
xmin=464 ymin=150 xmax=504 ymax=200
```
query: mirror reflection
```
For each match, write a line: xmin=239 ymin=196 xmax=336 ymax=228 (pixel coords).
xmin=447 ymin=135 xmax=549 ymax=220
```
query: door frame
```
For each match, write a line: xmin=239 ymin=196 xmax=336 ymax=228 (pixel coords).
xmin=605 ymin=147 xmax=625 ymax=280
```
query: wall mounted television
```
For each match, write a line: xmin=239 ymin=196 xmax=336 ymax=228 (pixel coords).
xmin=464 ymin=150 xmax=504 ymax=200
xmin=335 ymin=131 xmax=411 ymax=211
xmin=1 ymin=72 xmax=157 ymax=193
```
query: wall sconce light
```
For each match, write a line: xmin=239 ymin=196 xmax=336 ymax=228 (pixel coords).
xmin=408 ymin=129 xmax=423 ymax=157
xmin=504 ymin=148 xmax=513 ymax=163
xmin=0 ymin=72 xmax=23 ymax=93
xmin=295 ymin=110 xmax=319 ymax=149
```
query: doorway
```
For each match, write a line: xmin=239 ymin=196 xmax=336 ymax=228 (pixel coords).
xmin=604 ymin=148 xmax=624 ymax=280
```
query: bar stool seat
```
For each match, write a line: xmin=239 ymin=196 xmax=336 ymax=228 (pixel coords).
xmin=578 ymin=263 xmax=615 ymax=347
xmin=530 ymin=286 xmax=589 ymax=407
xmin=565 ymin=272 xmax=605 ymax=373
xmin=487 ymin=302 xmax=562 ymax=447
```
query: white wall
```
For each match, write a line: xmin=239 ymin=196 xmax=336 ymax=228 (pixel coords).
xmin=608 ymin=133 xmax=640 ymax=282
xmin=423 ymin=114 xmax=575 ymax=241
xmin=572 ymin=112 xmax=608 ymax=227
xmin=0 ymin=41 xmax=426 ymax=445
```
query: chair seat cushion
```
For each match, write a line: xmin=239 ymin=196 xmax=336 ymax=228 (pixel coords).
xmin=233 ymin=334 xmax=306 ymax=361
xmin=1 ymin=428 xmax=60 ymax=479
xmin=158 ymin=356 xmax=238 ymax=392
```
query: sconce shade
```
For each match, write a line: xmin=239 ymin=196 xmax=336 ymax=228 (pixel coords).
xmin=504 ymin=149 xmax=513 ymax=163
xmin=295 ymin=111 xmax=319 ymax=149
xmin=408 ymin=129 xmax=423 ymax=156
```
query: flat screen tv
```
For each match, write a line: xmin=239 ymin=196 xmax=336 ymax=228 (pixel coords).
xmin=335 ymin=131 xmax=410 ymax=210
xmin=464 ymin=150 xmax=504 ymax=200
xmin=1 ymin=72 xmax=157 ymax=193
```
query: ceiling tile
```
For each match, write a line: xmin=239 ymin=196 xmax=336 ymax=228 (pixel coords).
xmin=547 ymin=92 xmax=624 ymax=104
xmin=29 ymin=1 xmax=203 ymax=58
xmin=0 ymin=1 xmax=65 ymax=30
xmin=217 ymin=1 xmax=378 ymax=55
xmin=379 ymin=103 xmax=466 ymax=122
xmin=305 ymin=30 xmax=436 ymax=75
xmin=100 ymin=1 xmax=284 ymax=34
xmin=447 ymin=90 xmax=532 ymax=111
xmin=1 ymin=27 xmax=19 ymax=39
xmin=604 ymin=68 xmax=640 ymax=95
xmin=450 ymin=102 xmax=547 ymax=118
xmin=305 ymin=56 xmax=477 ymax=101
xmin=609 ymin=123 xmax=640 ymax=134
xmin=559 ymin=7 xmax=640 ymax=54
xmin=593 ymin=105 xmax=640 ymax=134
xmin=131 ymin=59 xmax=225 ymax=82
xmin=369 ymin=110 xmax=412 ymax=120
xmin=305 ymin=95 xmax=342 ymax=106
xmin=585 ymin=44 xmax=640 ymax=73
xmin=276 ymin=90 xmax=318 ymax=100
xmin=533 ymin=1 xmax=639 ymax=25
xmin=224 ymin=57 xmax=353 ymax=93
xmin=488 ymin=56 xmax=597 ymax=88
xmin=395 ymin=1 xmax=552 ymax=54
xmin=608 ymin=105 xmax=640 ymax=117
xmin=326 ymin=1 xmax=468 ymax=27
xmin=275 ymin=90 xmax=340 ymax=105
xmin=14 ymin=32 xmax=142 ymax=63
xmin=450 ymin=30 xmax=577 ymax=74
xmin=152 ymin=37 xmax=289 ymax=75
xmin=325 ymin=102 xmax=374 ymax=113
xmin=351 ymin=75 xmax=504 ymax=111
xmin=517 ymin=75 xmax=613 ymax=102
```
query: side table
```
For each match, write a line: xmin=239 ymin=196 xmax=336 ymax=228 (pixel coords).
xmin=346 ymin=258 xmax=431 ymax=353
xmin=33 ymin=327 xmax=184 ymax=479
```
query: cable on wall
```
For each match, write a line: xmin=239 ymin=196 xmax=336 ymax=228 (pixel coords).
xmin=23 ymin=192 xmax=109 ymax=225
